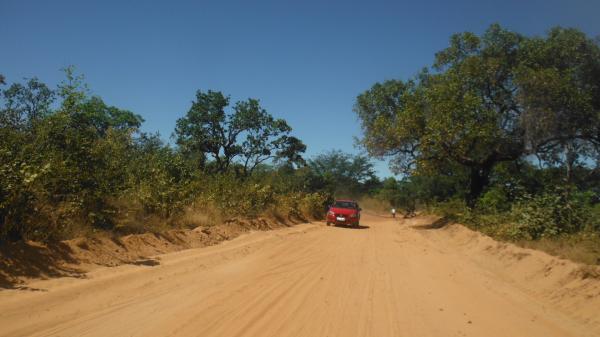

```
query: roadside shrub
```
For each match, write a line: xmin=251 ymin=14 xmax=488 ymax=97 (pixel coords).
xmin=587 ymin=203 xmax=600 ymax=232
xmin=1 ymin=72 xmax=331 ymax=242
xmin=477 ymin=187 xmax=510 ymax=213
xmin=510 ymin=189 xmax=590 ymax=240
xmin=273 ymin=193 xmax=303 ymax=219
xmin=299 ymin=192 xmax=330 ymax=219
xmin=198 ymin=174 xmax=275 ymax=217
xmin=429 ymin=198 xmax=471 ymax=222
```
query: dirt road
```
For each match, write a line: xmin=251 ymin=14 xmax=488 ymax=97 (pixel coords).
xmin=1 ymin=214 xmax=599 ymax=337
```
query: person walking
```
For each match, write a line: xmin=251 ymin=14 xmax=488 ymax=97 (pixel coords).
xmin=391 ymin=208 xmax=396 ymax=218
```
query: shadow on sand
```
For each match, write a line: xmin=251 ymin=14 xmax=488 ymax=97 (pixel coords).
xmin=129 ymin=258 xmax=161 ymax=267
xmin=411 ymin=217 xmax=452 ymax=230
xmin=0 ymin=241 xmax=85 ymax=290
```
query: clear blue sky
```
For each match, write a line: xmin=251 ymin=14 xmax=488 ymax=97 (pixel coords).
xmin=2 ymin=0 xmax=599 ymax=177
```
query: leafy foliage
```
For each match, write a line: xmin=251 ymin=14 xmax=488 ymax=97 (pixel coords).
xmin=0 ymin=70 xmax=320 ymax=242
xmin=356 ymin=24 xmax=600 ymax=205
xmin=308 ymin=150 xmax=379 ymax=197
xmin=174 ymin=91 xmax=306 ymax=175
xmin=358 ymin=26 xmax=600 ymax=255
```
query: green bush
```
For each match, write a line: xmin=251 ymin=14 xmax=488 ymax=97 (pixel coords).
xmin=429 ymin=198 xmax=471 ymax=222
xmin=510 ymin=190 xmax=591 ymax=240
xmin=478 ymin=187 xmax=510 ymax=213
xmin=426 ymin=185 xmax=600 ymax=242
xmin=299 ymin=192 xmax=330 ymax=219
xmin=0 ymin=72 xmax=323 ymax=242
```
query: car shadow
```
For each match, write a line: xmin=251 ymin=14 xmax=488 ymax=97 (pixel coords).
xmin=332 ymin=224 xmax=370 ymax=230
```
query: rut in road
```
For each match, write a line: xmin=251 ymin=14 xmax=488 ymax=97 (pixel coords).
xmin=0 ymin=214 xmax=599 ymax=337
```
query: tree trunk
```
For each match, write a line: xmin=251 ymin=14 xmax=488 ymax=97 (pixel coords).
xmin=466 ymin=166 xmax=491 ymax=208
xmin=565 ymin=142 xmax=577 ymax=185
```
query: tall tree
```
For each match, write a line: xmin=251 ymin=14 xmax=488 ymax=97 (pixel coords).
xmin=355 ymin=24 xmax=600 ymax=206
xmin=0 ymin=77 xmax=55 ymax=129
xmin=517 ymin=27 xmax=600 ymax=183
xmin=308 ymin=150 xmax=378 ymax=196
xmin=175 ymin=90 xmax=305 ymax=175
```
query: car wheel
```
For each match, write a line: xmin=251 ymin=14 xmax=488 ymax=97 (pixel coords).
xmin=326 ymin=221 xmax=330 ymax=226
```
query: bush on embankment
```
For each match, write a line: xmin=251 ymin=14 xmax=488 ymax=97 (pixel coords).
xmin=426 ymin=189 xmax=600 ymax=265
xmin=0 ymin=69 xmax=330 ymax=243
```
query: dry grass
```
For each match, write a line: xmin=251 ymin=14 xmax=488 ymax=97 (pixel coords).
xmin=176 ymin=206 xmax=224 ymax=229
xmin=517 ymin=233 xmax=600 ymax=266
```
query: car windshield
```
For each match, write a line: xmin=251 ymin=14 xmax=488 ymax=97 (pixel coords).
xmin=333 ymin=201 xmax=357 ymax=209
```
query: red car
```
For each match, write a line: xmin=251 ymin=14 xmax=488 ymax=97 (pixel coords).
xmin=326 ymin=199 xmax=361 ymax=227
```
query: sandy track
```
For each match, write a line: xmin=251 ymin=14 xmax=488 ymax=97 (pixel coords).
xmin=0 ymin=214 xmax=599 ymax=337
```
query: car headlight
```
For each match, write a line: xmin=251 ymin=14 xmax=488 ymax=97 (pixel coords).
xmin=349 ymin=213 xmax=358 ymax=218
xmin=328 ymin=210 xmax=335 ymax=216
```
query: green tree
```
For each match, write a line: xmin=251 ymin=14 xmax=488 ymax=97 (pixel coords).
xmin=0 ymin=77 xmax=54 ymax=129
xmin=174 ymin=90 xmax=306 ymax=175
xmin=0 ymin=68 xmax=148 ymax=238
xmin=517 ymin=27 xmax=600 ymax=183
xmin=1 ymin=70 xmax=318 ymax=242
xmin=356 ymin=24 xmax=600 ymax=206
xmin=308 ymin=150 xmax=378 ymax=197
